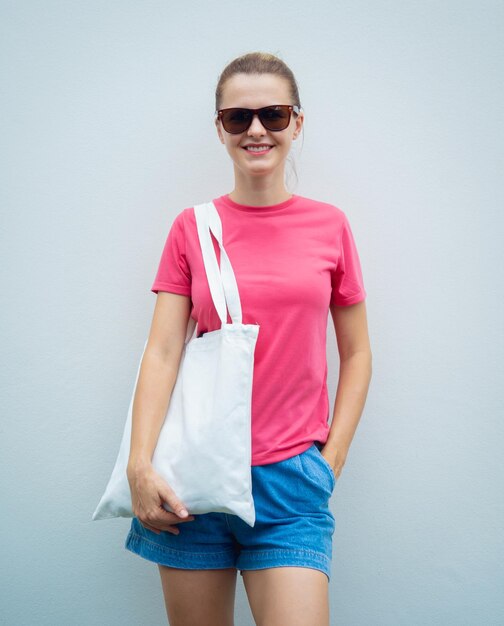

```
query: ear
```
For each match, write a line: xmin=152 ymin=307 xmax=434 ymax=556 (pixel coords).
xmin=215 ymin=118 xmax=225 ymax=144
xmin=292 ymin=110 xmax=304 ymax=140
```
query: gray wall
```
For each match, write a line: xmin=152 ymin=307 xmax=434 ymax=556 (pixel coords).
xmin=1 ymin=1 xmax=503 ymax=625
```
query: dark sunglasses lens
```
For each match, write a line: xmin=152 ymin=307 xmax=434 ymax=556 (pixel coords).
xmin=221 ymin=109 xmax=252 ymax=133
xmin=259 ymin=106 xmax=291 ymax=130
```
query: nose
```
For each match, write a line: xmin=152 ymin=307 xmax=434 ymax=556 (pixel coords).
xmin=247 ymin=113 xmax=267 ymax=136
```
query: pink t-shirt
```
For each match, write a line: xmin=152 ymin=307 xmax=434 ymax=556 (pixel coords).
xmin=151 ymin=193 xmax=367 ymax=465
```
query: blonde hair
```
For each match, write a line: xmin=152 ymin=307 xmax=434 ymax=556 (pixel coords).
xmin=215 ymin=51 xmax=301 ymax=111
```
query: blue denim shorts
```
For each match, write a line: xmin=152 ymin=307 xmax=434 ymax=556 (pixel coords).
xmin=124 ymin=441 xmax=337 ymax=581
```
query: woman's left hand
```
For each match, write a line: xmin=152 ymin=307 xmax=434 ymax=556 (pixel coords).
xmin=321 ymin=447 xmax=345 ymax=481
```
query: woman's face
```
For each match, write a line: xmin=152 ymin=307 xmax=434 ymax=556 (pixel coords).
xmin=215 ymin=73 xmax=304 ymax=181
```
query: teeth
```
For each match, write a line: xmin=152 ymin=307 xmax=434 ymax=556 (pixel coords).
xmin=246 ymin=146 xmax=271 ymax=152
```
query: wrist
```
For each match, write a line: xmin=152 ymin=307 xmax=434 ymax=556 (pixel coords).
xmin=323 ymin=440 xmax=345 ymax=458
xmin=127 ymin=457 xmax=153 ymax=480
xmin=322 ymin=440 xmax=348 ymax=467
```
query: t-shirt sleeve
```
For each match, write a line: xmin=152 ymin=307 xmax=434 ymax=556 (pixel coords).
xmin=151 ymin=211 xmax=191 ymax=296
xmin=331 ymin=212 xmax=367 ymax=306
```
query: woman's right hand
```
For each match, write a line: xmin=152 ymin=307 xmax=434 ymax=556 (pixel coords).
xmin=127 ymin=462 xmax=195 ymax=535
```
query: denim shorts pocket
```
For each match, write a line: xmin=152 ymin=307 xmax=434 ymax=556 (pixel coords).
xmin=312 ymin=443 xmax=337 ymax=492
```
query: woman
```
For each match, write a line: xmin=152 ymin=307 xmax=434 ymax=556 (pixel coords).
xmin=125 ymin=52 xmax=372 ymax=626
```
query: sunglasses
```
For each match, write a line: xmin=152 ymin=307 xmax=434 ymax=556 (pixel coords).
xmin=216 ymin=104 xmax=301 ymax=134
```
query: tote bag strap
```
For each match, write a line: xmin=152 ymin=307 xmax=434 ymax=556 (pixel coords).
xmin=194 ymin=203 xmax=243 ymax=326
xmin=206 ymin=202 xmax=243 ymax=324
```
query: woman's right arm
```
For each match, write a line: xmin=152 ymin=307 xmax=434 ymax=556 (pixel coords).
xmin=126 ymin=291 xmax=196 ymax=534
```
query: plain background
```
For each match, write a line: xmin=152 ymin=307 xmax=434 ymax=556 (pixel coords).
xmin=1 ymin=1 xmax=503 ymax=625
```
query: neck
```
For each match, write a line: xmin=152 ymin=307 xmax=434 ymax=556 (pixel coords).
xmin=229 ymin=168 xmax=292 ymax=207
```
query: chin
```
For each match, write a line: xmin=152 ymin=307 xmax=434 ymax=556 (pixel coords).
xmin=242 ymin=166 xmax=277 ymax=178
xmin=240 ymin=158 xmax=281 ymax=173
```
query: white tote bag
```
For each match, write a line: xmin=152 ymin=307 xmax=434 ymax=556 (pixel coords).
xmin=92 ymin=201 xmax=260 ymax=527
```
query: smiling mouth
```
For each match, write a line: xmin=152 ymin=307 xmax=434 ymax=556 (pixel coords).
xmin=243 ymin=145 xmax=274 ymax=153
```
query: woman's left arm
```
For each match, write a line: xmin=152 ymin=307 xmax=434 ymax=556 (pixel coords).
xmin=322 ymin=300 xmax=373 ymax=479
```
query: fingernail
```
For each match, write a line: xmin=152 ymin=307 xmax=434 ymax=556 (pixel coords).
xmin=179 ymin=508 xmax=188 ymax=517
